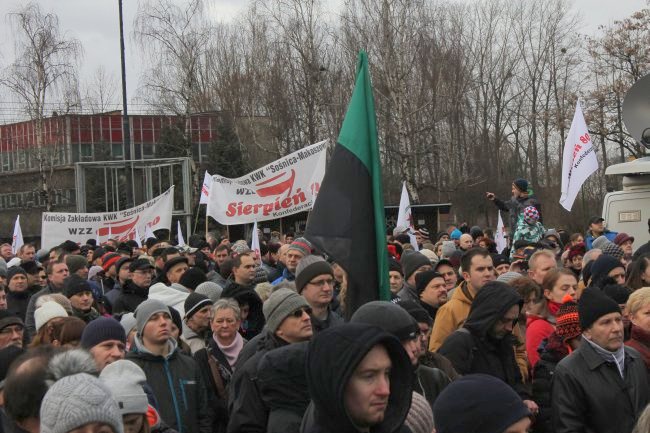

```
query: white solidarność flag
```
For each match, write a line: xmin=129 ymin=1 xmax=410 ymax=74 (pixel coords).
xmin=251 ymin=221 xmax=261 ymax=260
xmin=560 ymin=101 xmax=599 ymax=211
xmin=200 ymin=171 xmax=212 ymax=204
xmin=495 ymin=211 xmax=507 ymax=254
xmin=134 ymin=225 xmax=143 ymax=248
xmin=396 ymin=182 xmax=418 ymax=251
xmin=177 ymin=220 xmax=186 ymax=247
xmin=12 ymin=215 xmax=23 ymax=254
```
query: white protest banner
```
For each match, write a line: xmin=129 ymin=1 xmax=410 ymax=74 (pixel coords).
xmin=177 ymin=220 xmax=186 ymax=246
xmin=495 ymin=211 xmax=507 ymax=254
xmin=207 ymin=140 xmax=328 ymax=225
xmin=560 ymin=101 xmax=599 ymax=211
xmin=251 ymin=221 xmax=261 ymax=260
xmin=396 ymin=182 xmax=419 ymax=251
xmin=12 ymin=215 xmax=23 ymax=254
xmin=134 ymin=225 xmax=143 ymax=248
xmin=199 ymin=170 xmax=212 ymax=204
xmin=42 ymin=187 xmax=174 ymax=249
xmin=145 ymin=224 xmax=156 ymax=240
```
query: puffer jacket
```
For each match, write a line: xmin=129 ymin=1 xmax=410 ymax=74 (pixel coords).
xmin=552 ymin=336 xmax=649 ymax=433
xmin=127 ymin=337 xmax=212 ymax=433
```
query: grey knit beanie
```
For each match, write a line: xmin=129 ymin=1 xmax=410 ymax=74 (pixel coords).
xmin=497 ymin=271 xmax=523 ymax=284
xmin=196 ymin=281 xmax=223 ymax=302
xmin=406 ymin=391 xmax=435 ymax=433
xmin=401 ymin=251 xmax=432 ymax=281
xmin=40 ymin=373 xmax=124 ymax=433
xmin=591 ymin=236 xmax=611 ymax=251
xmin=295 ymin=255 xmax=333 ymax=293
xmin=263 ymin=288 xmax=310 ymax=332
xmin=120 ymin=312 xmax=137 ymax=335
xmin=99 ymin=360 xmax=149 ymax=416
xmin=441 ymin=241 xmax=457 ymax=258
xmin=134 ymin=299 xmax=169 ymax=336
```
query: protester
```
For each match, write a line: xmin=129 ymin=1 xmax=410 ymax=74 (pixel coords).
xmin=0 ymin=310 xmax=24 ymax=350
xmin=532 ymin=297 xmax=581 ymax=433
xmin=81 ymin=317 xmax=127 ymax=371
xmin=415 ymin=270 xmax=448 ymax=322
xmin=486 ymin=177 xmax=542 ymax=234
xmin=527 ymin=250 xmax=558 ymax=286
xmin=526 ymin=269 xmax=578 ymax=367
xmin=295 ymin=255 xmax=343 ymax=332
xmin=112 ymin=258 xmax=156 ymax=314
xmin=511 ymin=206 xmax=545 ymax=250
xmin=433 ymin=258 xmax=458 ymax=293
xmin=351 ymin=301 xmax=451 ymax=408
xmin=626 ymin=287 xmax=650 ymax=371
xmin=127 ymin=299 xmax=212 ymax=433
xmin=25 ymin=260 xmax=69 ymax=336
xmin=30 ymin=301 xmax=69 ymax=347
xmin=63 ymin=274 xmax=100 ymax=323
xmin=552 ymin=288 xmax=649 ymax=433
xmin=272 ymin=238 xmax=311 ymax=284
xmin=626 ymin=254 xmax=650 ymax=291
xmin=433 ymin=374 xmax=532 ymax=433
xmin=585 ymin=216 xmax=617 ymax=250
xmin=6 ymin=266 xmax=31 ymax=321
xmin=227 ymin=288 xmax=312 ymax=433
xmin=193 ymin=299 xmax=243 ymax=433
xmin=182 ymin=292 xmax=213 ymax=354
xmin=438 ymin=281 xmax=537 ymax=413
xmin=304 ymin=323 xmax=412 ymax=433
xmin=429 ymin=248 xmax=495 ymax=351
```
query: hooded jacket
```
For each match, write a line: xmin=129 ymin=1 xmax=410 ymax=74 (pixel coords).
xmin=493 ymin=194 xmax=542 ymax=235
xmin=303 ymin=323 xmax=412 ymax=433
xmin=438 ymin=282 xmax=529 ymax=399
xmin=221 ymin=282 xmax=265 ymax=340
xmin=126 ymin=337 xmax=212 ymax=433
xmin=258 ymin=342 xmax=311 ymax=433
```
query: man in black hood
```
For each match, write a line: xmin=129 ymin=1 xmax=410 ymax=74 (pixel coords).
xmin=304 ymin=323 xmax=412 ymax=433
xmin=438 ymin=281 xmax=538 ymax=414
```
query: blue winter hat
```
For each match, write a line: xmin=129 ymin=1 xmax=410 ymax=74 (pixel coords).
xmin=450 ymin=229 xmax=462 ymax=240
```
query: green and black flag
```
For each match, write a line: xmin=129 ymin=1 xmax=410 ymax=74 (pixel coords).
xmin=305 ymin=51 xmax=390 ymax=319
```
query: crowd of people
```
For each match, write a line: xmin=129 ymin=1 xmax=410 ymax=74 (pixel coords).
xmin=1 ymin=178 xmax=650 ymax=433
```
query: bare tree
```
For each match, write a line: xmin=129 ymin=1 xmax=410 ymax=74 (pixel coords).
xmin=82 ymin=66 xmax=120 ymax=114
xmin=0 ymin=2 xmax=82 ymax=211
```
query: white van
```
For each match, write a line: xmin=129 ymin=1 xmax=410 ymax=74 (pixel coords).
xmin=603 ymin=157 xmax=650 ymax=246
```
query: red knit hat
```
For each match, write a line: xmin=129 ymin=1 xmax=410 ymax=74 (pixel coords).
xmin=101 ymin=253 xmax=121 ymax=272
xmin=555 ymin=294 xmax=581 ymax=342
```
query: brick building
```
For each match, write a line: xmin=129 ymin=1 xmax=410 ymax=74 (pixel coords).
xmin=0 ymin=111 xmax=228 ymax=239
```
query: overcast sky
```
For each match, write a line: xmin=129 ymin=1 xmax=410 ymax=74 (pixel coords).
xmin=0 ymin=0 xmax=646 ymax=122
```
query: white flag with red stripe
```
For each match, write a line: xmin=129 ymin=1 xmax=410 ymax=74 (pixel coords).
xmin=200 ymin=171 xmax=212 ymax=204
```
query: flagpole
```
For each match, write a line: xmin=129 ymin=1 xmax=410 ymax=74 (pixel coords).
xmin=192 ymin=201 xmax=201 ymax=235
xmin=205 ymin=205 xmax=209 ymax=238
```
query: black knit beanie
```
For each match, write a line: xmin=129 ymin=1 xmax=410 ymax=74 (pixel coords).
xmin=80 ymin=317 xmax=126 ymax=349
xmin=63 ymin=275 xmax=93 ymax=298
xmin=579 ymin=288 xmax=621 ymax=330
xmin=350 ymin=301 xmax=419 ymax=342
xmin=434 ymin=374 xmax=530 ymax=433
xmin=396 ymin=299 xmax=432 ymax=326
xmin=415 ymin=270 xmax=443 ymax=295
xmin=179 ymin=267 xmax=207 ymax=291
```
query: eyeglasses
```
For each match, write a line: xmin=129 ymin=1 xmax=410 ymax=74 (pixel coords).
xmin=290 ymin=307 xmax=313 ymax=318
xmin=308 ymin=278 xmax=335 ymax=288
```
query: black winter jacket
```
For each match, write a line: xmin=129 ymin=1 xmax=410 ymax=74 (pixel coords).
xmin=112 ymin=279 xmax=149 ymax=314
xmin=193 ymin=337 xmax=235 ymax=433
xmin=413 ymin=365 xmax=451 ymax=410
xmin=227 ymin=330 xmax=288 ymax=433
xmin=493 ymin=194 xmax=542 ymax=234
xmin=438 ymin=283 xmax=529 ymax=399
xmin=551 ymin=337 xmax=649 ymax=433
xmin=302 ymin=323 xmax=413 ymax=433
xmin=258 ymin=342 xmax=311 ymax=433
xmin=126 ymin=338 xmax=213 ymax=433
xmin=532 ymin=334 xmax=569 ymax=433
